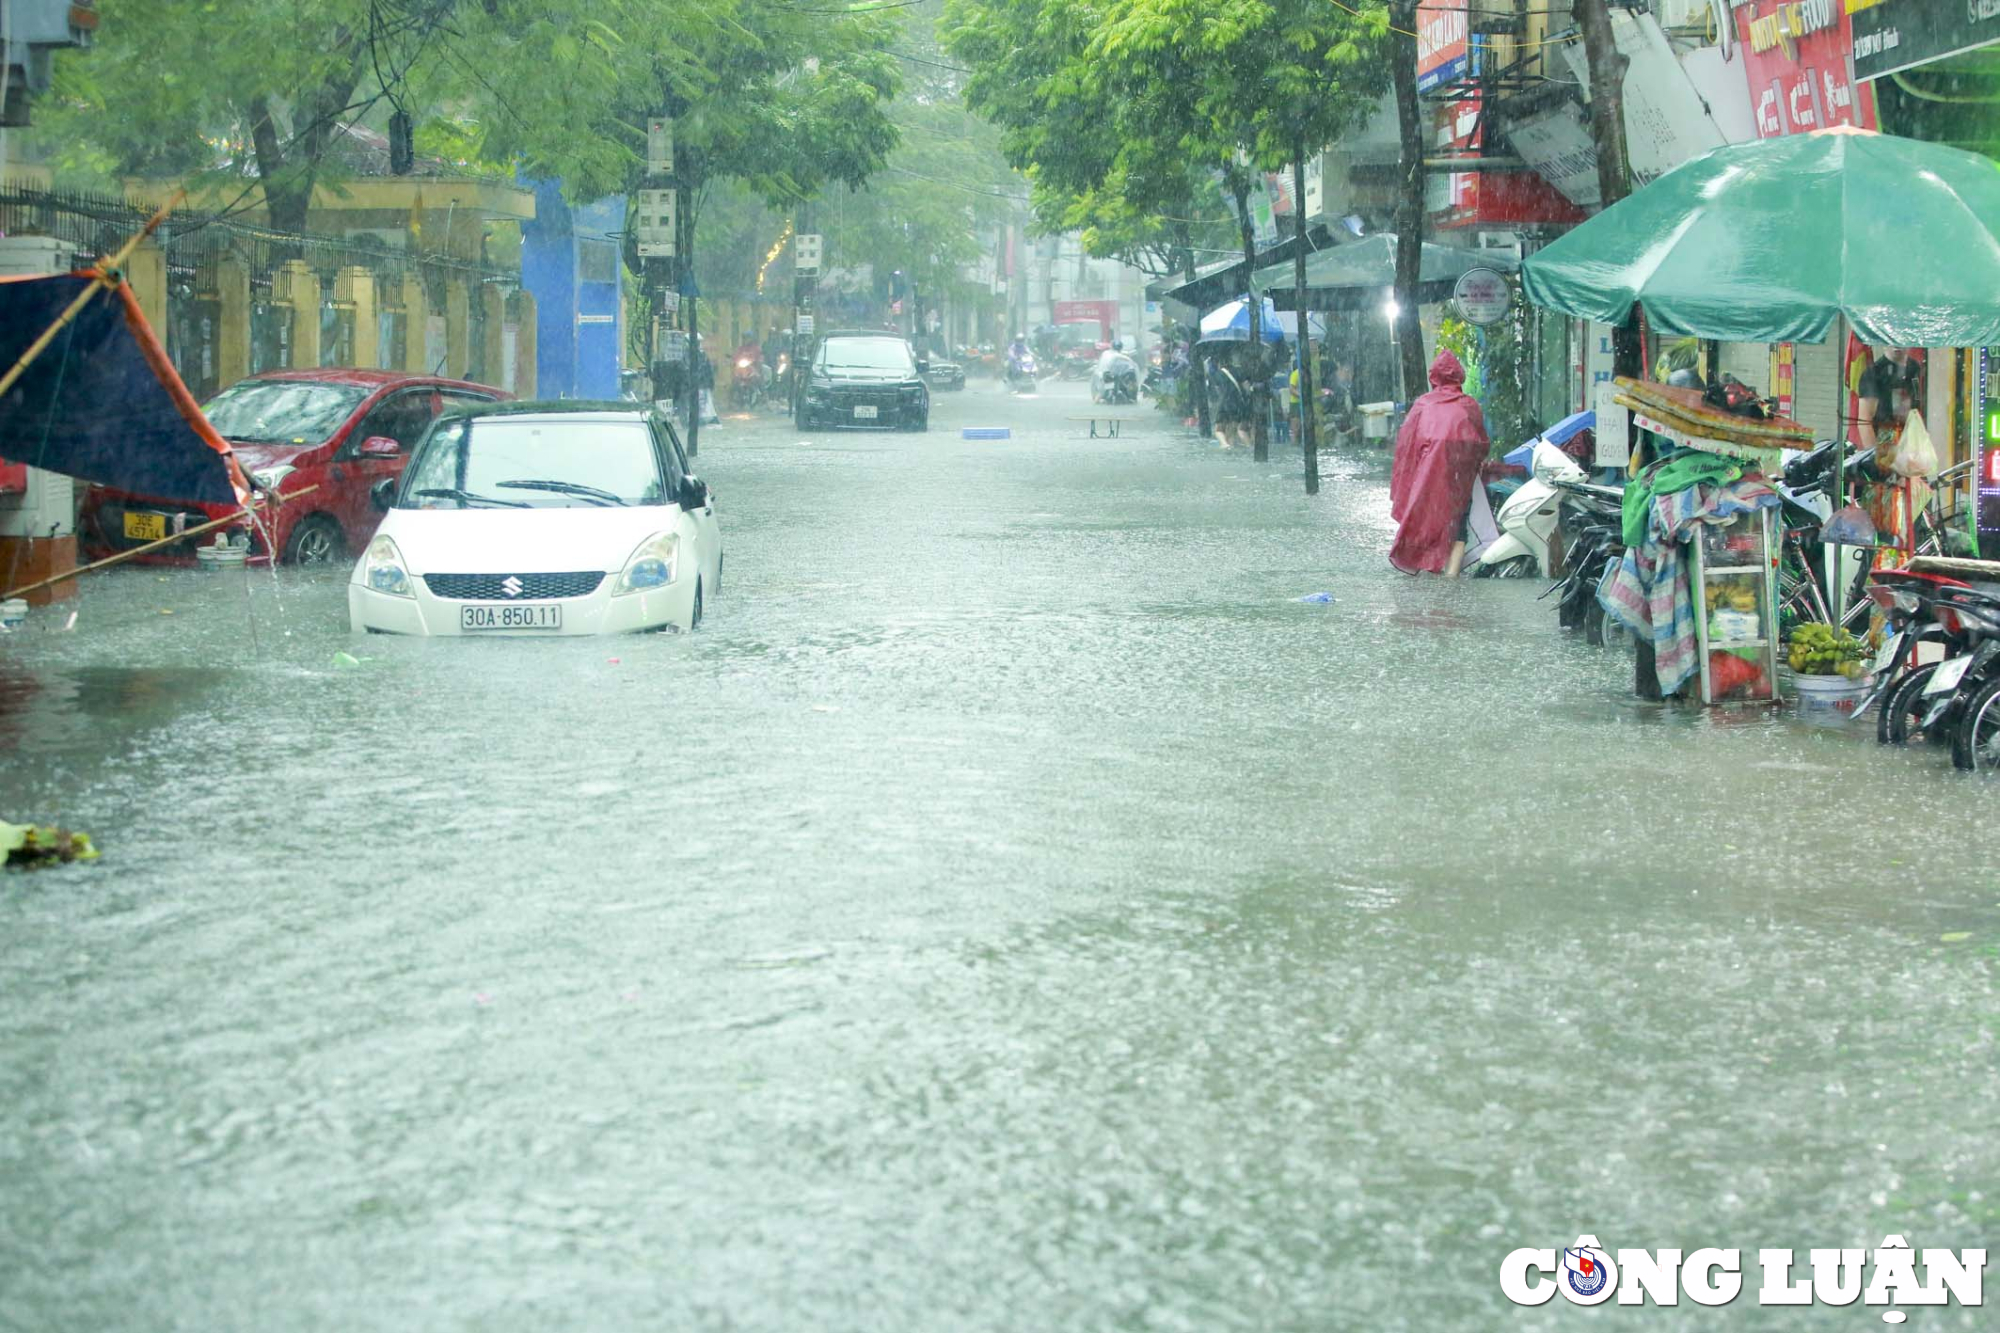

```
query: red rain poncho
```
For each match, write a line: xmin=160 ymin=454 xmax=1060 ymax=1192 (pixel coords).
xmin=1389 ymin=350 xmax=1490 ymax=574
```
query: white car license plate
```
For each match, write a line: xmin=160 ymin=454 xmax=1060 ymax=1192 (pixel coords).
xmin=853 ymin=404 xmax=878 ymax=420
xmin=1924 ymin=655 xmax=1972 ymax=695
xmin=460 ymin=603 xmax=561 ymax=631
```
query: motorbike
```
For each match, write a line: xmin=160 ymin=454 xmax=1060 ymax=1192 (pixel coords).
xmin=1546 ymin=476 xmax=1628 ymax=644
xmin=1468 ymin=441 xmax=1586 ymax=579
xmin=732 ymin=354 xmax=771 ymax=410
xmin=1092 ymin=354 xmax=1140 ymax=405
xmin=1005 ymin=350 xmax=1039 ymax=394
xmin=1869 ymin=561 xmax=2000 ymax=769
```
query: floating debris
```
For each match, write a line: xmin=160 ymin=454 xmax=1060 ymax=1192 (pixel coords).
xmin=3 ymin=822 xmax=100 ymax=869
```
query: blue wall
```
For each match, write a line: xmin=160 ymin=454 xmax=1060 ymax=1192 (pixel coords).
xmin=520 ymin=180 xmax=625 ymax=400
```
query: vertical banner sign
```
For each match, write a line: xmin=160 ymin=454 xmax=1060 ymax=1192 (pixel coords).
xmin=794 ymin=233 xmax=822 ymax=274
xmin=1731 ymin=0 xmax=1877 ymax=138
xmin=1415 ymin=2 xmax=1470 ymax=93
xmin=646 ymin=118 xmax=675 ymax=175
xmin=1771 ymin=342 xmax=1795 ymax=417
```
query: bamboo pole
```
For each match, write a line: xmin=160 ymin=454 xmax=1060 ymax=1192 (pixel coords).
xmin=0 ymin=190 xmax=186 ymax=405
xmin=1 ymin=484 xmax=319 ymax=601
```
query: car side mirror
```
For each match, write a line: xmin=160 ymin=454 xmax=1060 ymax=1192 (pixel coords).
xmin=359 ymin=435 xmax=400 ymax=458
xmin=678 ymin=476 xmax=709 ymax=510
xmin=370 ymin=477 xmax=396 ymax=512
xmin=916 ymin=359 xmax=930 ymax=374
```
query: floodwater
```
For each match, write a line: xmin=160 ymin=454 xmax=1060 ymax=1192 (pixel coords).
xmin=2 ymin=381 xmax=1996 ymax=1331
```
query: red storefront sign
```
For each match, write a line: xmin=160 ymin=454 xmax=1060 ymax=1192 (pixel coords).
xmin=1732 ymin=0 xmax=1877 ymax=138
xmin=1416 ymin=2 xmax=1471 ymax=94
xmin=1429 ymin=93 xmax=1585 ymax=231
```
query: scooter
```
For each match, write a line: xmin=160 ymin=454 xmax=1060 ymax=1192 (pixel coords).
xmin=1468 ymin=441 xmax=1586 ymax=579
xmin=1005 ymin=350 xmax=1039 ymax=394
xmin=1093 ymin=354 xmax=1140 ymax=405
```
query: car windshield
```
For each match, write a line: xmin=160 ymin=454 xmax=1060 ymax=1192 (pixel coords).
xmin=820 ymin=338 xmax=912 ymax=372
xmin=202 ymin=380 xmax=368 ymax=443
xmin=1055 ymin=324 xmax=1100 ymax=348
xmin=401 ymin=417 xmax=666 ymax=509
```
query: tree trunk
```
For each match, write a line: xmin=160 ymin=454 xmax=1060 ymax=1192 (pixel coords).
xmin=1573 ymin=0 xmax=1654 ymax=695
xmin=1389 ymin=3 xmax=1428 ymax=404
xmin=1231 ymin=177 xmax=1268 ymax=462
xmin=1574 ymin=0 xmax=1643 ymax=381
xmin=1181 ymin=234 xmax=1211 ymax=436
xmin=1293 ymin=149 xmax=1318 ymax=496
xmin=246 ymin=43 xmax=362 ymax=237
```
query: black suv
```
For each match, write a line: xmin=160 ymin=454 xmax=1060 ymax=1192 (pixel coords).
xmin=796 ymin=331 xmax=930 ymax=432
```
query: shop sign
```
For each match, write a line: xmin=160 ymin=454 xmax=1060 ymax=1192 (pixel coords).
xmin=1544 ymin=10 xmax=1743 ymax=207
xmin=1416 ymin=2 xmax=1470 ymax=93
xmin=1851 ymin=0 xmax=2000 ymax=82
xmin=1731 ymin=0 xmax=1876 ymax=138
xmin=1452 ymin=268 xmax=1510 ymax=326
xmin=1426 ymin=96 xmax=1481 ymax=225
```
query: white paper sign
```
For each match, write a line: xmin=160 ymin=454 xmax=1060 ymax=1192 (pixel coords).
xmin=1593 ymin=380 xmax=1630 ymax=469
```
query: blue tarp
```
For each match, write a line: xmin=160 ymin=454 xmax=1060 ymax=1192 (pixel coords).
xmin=1503 ymin=410 xmax=1595 ymax=471
xmin=0 ymin=272 xmax=242 ymax=506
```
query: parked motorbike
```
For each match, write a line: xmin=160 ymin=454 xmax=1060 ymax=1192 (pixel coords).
xmin=1861 ymin=567 xmax=1991 ymax=745
xmin=1469 ymin=441 xmax=1585 ymax=579
xmin=1546 ymin=476 xmax=1628 ymax=643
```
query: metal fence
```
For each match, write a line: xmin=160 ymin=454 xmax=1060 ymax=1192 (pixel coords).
xmin=0 ymin=182 xmax=521 ymax=397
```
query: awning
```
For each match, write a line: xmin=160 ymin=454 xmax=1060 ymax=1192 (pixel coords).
xmin=1161 ymin=224 xmax=1333 ymax=309
xmin=0 ymin=270 xmax=244 ymax=506
xmin=1265 ymin=235 xmax=1518 ymax=313
xmin=1520 ymin=127 xmax=2000 ymax=346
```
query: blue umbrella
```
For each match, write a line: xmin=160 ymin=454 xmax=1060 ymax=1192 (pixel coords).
xmin=1197 ymin=295 xmax=1284 ymax=345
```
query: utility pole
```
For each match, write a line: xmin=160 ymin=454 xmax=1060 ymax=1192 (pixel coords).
xmin=792 ymin=203 xmax=819 ymax=418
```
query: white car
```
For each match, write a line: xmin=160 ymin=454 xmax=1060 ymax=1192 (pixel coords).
xmin=347 ymin=404 xmax=722 ymax=635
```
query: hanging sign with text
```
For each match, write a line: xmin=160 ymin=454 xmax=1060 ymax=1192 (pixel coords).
xmin=1452 ymin=268 xmax=1511 ymax=326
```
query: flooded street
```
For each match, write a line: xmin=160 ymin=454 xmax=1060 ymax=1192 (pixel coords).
xmin=3 ymin=383 xmax=1997 ymax=1330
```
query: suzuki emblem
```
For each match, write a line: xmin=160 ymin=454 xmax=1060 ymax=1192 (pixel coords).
xmin=500 ymin=576 xmax=524 ymax=598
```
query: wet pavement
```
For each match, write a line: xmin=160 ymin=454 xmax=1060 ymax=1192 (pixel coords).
xmin=2 ymin=378 xmax=1996 ymax=1329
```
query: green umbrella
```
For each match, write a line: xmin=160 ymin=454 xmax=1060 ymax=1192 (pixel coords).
xmin=1521 ymin=127 xmax=2000 ymax=346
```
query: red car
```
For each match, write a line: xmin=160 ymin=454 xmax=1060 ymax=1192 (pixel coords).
xmin=80 ymin=369 xmax=509 ymax=565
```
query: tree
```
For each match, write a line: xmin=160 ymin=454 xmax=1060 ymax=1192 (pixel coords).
xmin=1091 ymin=0 xmax=1385 ymax=478
xmin=43 ymin=0 xmax=485 ymax=233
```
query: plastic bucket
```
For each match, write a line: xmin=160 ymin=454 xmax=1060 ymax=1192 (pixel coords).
xmin=0 ymin=598 xmax=26 ymax=630
xmin=194 ymin=541 xmax=249 ymax=570
xmin=1792 ymin=672 xmax=1873 ymax=721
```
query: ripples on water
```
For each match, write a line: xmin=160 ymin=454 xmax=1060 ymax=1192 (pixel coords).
xmin=1 ymin=387 xmax=1995 ymax=1329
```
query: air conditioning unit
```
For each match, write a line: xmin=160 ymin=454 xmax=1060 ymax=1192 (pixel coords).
xmin=1476 ymin=231 xmax=1523 ymax=262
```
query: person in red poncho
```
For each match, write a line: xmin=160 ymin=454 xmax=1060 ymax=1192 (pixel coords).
xmin=1389 ymin=350 xmax=1490 ymax=576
